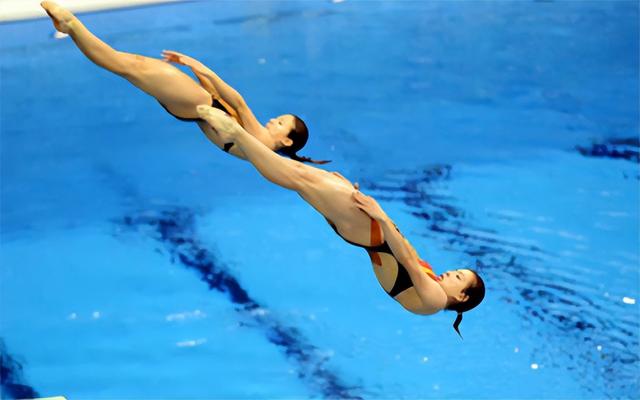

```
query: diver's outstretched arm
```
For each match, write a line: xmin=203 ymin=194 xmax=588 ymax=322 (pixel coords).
xmin=178 ymin=66 xmax=240 ymax=123
xmin=163 ymin=50 xmax=264 ymax=134
xmin=163 ymin=51 xmax=243 ymax=107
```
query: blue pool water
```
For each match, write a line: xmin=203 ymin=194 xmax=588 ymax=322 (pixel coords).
xmin=1 ymin=1 xmax=638 ymax=398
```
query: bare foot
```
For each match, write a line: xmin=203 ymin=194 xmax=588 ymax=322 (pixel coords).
xmin=197 ymin=105 xmax=242 ymax=143
xmin=41 ymin=2 xmax=76 ymax=34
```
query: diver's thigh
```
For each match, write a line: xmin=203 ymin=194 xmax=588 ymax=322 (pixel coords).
xmin=298 ymin=173 xmax=372 ymax=244
xmin=121 ymin=56 xmax=210 ymax=118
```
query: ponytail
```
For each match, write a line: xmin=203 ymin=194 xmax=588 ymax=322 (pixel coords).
xmin=281 ymin=149 xmax=331 ymax=165
xmin=445 ymin=269 xmax=486 ymax=339
xmin=453 ymin=312 xmax=464 ymax=339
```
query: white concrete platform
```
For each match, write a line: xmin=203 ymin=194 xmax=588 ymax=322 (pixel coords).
xmin=0 ymin=0 xmax=184 ymax=22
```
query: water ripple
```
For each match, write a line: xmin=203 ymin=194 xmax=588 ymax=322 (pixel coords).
xmin=362 ymin=164 xmax=639 ymax=398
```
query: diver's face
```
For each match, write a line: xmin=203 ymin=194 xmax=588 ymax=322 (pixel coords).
xmin=266 ymin=114 xmax=296 ymax=140
xmin=438 ymin=269 xmax=477 ymax=304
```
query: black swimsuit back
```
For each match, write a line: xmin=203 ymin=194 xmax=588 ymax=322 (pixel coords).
xmin=159 ymin=97 xmax=228 ymax=122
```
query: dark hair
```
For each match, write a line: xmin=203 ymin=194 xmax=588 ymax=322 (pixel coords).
xmin=445 ymin=269 xmax=485 ymax=339
xmin=278 ymin=115 xmax=330 ymax=164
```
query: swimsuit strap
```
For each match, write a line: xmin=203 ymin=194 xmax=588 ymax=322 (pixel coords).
xmin=418 ymin=259 xmax=441 ymax=281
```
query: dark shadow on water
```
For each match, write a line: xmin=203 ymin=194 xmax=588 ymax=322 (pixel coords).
xmin=0 ymin=339 xmax=39 ymax=400
xmin=576 ymin=137 xmax=639 ymax=164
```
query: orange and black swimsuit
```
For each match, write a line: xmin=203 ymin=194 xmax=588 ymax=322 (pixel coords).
xmin=328 ymin=219 xmax=440 ymax=297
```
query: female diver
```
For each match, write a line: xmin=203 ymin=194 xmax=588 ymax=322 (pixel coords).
xmin=41 ymin=1 xmax=326 ymax=163
xmin=196 ymin=105 xmax=485 ymax=337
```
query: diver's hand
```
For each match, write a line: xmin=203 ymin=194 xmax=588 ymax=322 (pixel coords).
xmin=352 ymin=190 xmax=387 ymax=221
xmin=161 ymin=50 xmax=203 ymax=69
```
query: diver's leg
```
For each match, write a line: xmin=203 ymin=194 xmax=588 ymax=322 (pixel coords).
xmin=197 ymin=106 xmax=373 ymax=244
xmin=41 ymin=1 xmax=210 ymax=119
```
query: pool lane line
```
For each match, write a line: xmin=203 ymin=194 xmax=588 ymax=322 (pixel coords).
xmin=0 ymin=338 xmax=40 ymax=400
xmin=117 ymin=207 xmax=364 ymax=400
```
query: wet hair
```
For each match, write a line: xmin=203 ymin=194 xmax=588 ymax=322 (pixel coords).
xmin=278 ymin=115 xmax=330 ymax=164
xmin=445 ymin=269 xmax=485 ymax=339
